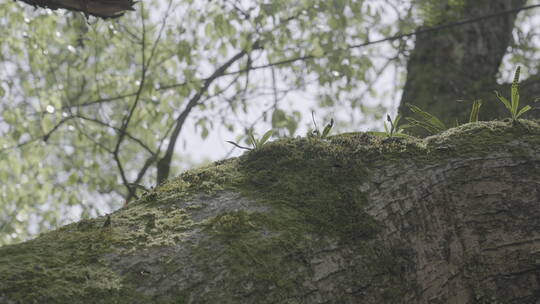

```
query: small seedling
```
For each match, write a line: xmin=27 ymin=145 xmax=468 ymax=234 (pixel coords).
xmin=405 ymin=103 xmax=447 ymax=135
xmin=369 ymin=114 xmax=409 ymax=138
xmin=468 ymin=99 xmax=482 ymax=123
xmin=227 ymin=129 xmax=274 ymax=151
xmin=309 ymin=112 xmax=334 ymax=139
xmin=494 ymin=66 xmax=531 ymax=121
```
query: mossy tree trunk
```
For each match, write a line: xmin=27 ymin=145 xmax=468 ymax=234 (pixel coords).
xmin=399 ymin=0 xmax=540 ymax=126
xmin=3 ymin=2 xmax=539 ymax=303
xmin=1 ymin=121 xmax=539 ymax=303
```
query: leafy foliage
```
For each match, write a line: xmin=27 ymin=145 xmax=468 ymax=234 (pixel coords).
xmin=369 ymin=114 xmax=408 ymax=138
xmin=1 ymin=0 xmax=414 ymax=244
xmin=494 ymin=66 xmax=532 ymax=121
xmin=404 ymin=104 xmax=447 ymax=135
xmin=417 ymin=0 xmax=466 ymax=25
xmin=468 ymin=99 xmax=482 ymax=123
xmin=308 ymin=112 xmax=334 ymax=139
xmin=227 ymin=129 xmax=274 ymax=151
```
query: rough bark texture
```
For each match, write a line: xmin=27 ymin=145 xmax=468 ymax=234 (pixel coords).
xmin=1 ymin=120 xmax=539 ymax=303
xmin=399 ymin=0 xmax=540 ymax=126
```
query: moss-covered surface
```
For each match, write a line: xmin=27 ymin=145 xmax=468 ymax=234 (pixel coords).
xmin=0 ymin=120 xmax=538 ymax=303
xmin=0 ymin=218 xmax=127 ymax=302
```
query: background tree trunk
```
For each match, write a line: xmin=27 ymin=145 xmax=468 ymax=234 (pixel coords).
xmin=399 ymin=0 xmax=540 ymax=126
xmin=1 ymin=121 xmax=539 ymax=303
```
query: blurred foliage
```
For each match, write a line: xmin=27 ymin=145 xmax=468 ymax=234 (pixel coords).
xmin=0 ymin=0 xmax=418 ymax=244
xmin=0 ymin=0 xmax=539 ymax=245
xmin=415 ymin=0 xmax=465 ymax=25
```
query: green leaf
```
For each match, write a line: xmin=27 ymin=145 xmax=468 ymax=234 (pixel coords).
xmin=258 ymin=129 xmax=274 ymax=147
xmin=271 ymin=109 xmax=287 ymax=128
xmin=321 ymin=118 xmax=334 ymax=138
xmin=285 ymin=118 xmax=299 ymax=137
xmin=311 ymin=38 xmax=324 ymax=57
xmin=494 ymin=91 xmax=512 ymax=112
xmin=248 ymin=133 xmax=257 ymax=147
xmin=204 ymin=23 xmax=213 ymax=37
xmin=469 ymin=99 xmax=482 ymax=123
xmin=515 ymin=105 xmax=531 ymax=119
xmin=41 ymin=115 xmax=54 ymax=134
xmin=3 ymin=110 xmax=15 ymax=124
xmin=201 ymin=127 xmax=209 ymax=139
xmin=512 ymin=66 xmax=521 ymax=84
xmin=393 ymin=114 xmax=402 ymax=132
xmin=405 ymin=117 xmax=441 ymax=135
xmin=407 ymin=104 xmax=446 ymax=132
xmin=511 ymin=66 xmax=521 ymax=115
xmin=68 ymin=172 xmax=78 ymax=184
xmin=511 ymin=87 xmax=520 ymax=115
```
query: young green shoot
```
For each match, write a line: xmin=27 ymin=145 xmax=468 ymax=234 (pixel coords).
xmin=405 ymin=103 xmax=447 ymax=135
xmin=227 ymin=129 xmax=274 ymax=151
xmin=369 ymin=114 xmax=408 ymax=138
xmin=468 ymin=99 xmax=482 ymax=123
xmin=494 ymin=66 xmax=531 ymax=121
xmin=309 ymin=111 xmax=334 ymax=139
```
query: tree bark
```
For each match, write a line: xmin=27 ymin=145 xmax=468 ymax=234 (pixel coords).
xmin=1 ymin=121 xmax=539 ymax=303
xmin=17 ymin=0 xmax=135 ymax=18
xmin=399 ymin=0 xmax=540 ymax=126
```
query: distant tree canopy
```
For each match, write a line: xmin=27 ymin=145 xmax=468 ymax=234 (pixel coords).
xmin=0 ymin=0 xmax=539 ymax=244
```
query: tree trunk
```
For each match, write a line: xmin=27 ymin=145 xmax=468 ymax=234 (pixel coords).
xmin=399 ymin=0 xmax=540 ymax=126
xmin=1 ymin=121 xmax=539 ymax=303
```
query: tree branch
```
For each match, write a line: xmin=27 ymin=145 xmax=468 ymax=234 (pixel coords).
xmin=113 ymin=5 xmax=149 ymax=200
xmin=156 ymin=47 xmax=260 ymax=184
xmin=113 ymin=0 xmax=173 ymax=202
xmin=17 ymin=0 xmax=136 ymax=19
xmin=73 ymin=114 xmax=156 ymax=156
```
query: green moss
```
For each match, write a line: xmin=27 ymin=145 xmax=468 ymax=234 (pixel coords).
xmin=181 ymin=134 xmax=418 ymax=301
xmin=424 ymin=120 xmax=540 ymax=159
xmin=209 ymin=210 xmax=259 ymax=235
xmin=0 ymin=188 xmax=201 ymax=302
xmin=0 ymin=220 xmax=127 ymax=303
xmin=1 ymin=120 xmax=537 ymax=303
xmin=156 ymin=158 xmax=243 ymax=199
xmin=236 ymin=136 xmax=382 ymax=241
xmin=182 ymin=120 xmax=538 ymax=301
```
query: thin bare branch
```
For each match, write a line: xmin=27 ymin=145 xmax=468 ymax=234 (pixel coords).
xmin=156 ymin=46 xmax=260 ymax=183
xmin=73 ymin=114 xmax=156 ymax=156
